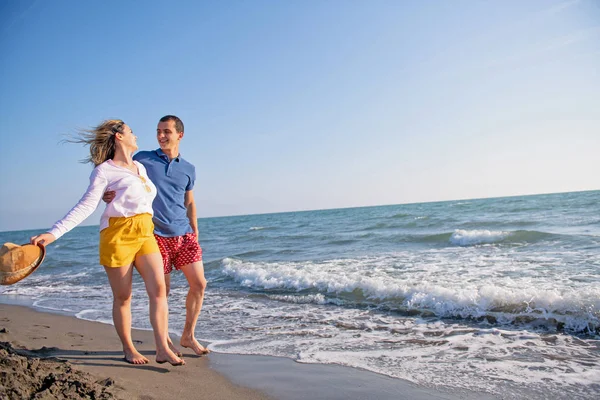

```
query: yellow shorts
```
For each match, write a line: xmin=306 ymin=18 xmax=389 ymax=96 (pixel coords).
xmin=99 ymin=213 xmax=160 ymax=268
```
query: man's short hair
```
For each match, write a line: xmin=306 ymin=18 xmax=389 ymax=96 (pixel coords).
xmin=159 ymin=115 xmax=184 ymax=133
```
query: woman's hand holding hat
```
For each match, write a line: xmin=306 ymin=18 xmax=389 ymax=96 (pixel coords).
xmin=0 ymin=242 xmax=46 ymax=285
xmin=30 ymin=233 xmax=56 ymax=247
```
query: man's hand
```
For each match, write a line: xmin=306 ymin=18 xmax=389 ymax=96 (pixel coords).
xmin=102 ymin=191 xmax=116 ymax=204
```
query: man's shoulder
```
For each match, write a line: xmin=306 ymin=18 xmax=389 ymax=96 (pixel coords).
xmin=179 ymin=157 xmax=196 ymax=168
xmin=134 ymin=150 xmax=164 ymax=166
xmin=133 ymin=150 xmax=156 ymax=161
xmin=178 ymin=156 xmax=196 ymax=171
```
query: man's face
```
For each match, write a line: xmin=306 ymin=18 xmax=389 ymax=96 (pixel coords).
xmin=156 ymin=120 xmax=183 ymax=152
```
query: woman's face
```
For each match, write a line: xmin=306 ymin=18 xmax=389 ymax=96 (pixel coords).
xmin=118 ymin=124 xmax=138 ymax=151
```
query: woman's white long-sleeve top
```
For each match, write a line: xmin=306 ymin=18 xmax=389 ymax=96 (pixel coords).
xmin=48 ymin=160 xmax=157 ymax=240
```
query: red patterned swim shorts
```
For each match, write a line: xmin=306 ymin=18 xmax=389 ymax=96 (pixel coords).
xmin=154 ymin=233 xmax=203 ymax=274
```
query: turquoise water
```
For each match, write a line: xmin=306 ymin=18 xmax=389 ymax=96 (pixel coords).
xmin=1 ymin=190 xmax=599 ymax=398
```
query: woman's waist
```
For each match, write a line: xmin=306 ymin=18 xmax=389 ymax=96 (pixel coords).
xmin=101 ymin=203 xmax=154 ymax=219
xmin=99 ymin=211 xmax=154 ymax=232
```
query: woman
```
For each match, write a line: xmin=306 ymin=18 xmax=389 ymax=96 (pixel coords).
xmin=31 ymin=120 xmax=184 ymax=366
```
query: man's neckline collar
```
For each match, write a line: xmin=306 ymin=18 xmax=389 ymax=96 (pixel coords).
xmin=155 ymin=148 xmax=180 ymax=162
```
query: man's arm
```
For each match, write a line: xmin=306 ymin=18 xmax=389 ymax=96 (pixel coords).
xmin=184 ymin=190 xmax=199 ymax=238
xmin=102 ymin=191 xmax=116 ymax=203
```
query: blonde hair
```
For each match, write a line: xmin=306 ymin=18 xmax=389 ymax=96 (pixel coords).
xmin=66 ymin=119 xmax=125 ymax=166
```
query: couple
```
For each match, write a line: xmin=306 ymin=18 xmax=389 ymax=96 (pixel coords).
xmin=30 ymin=115 xmax=208 ymax=366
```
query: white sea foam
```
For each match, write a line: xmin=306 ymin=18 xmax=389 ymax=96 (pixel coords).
xmin=267 ymin=293 xmax=328 ymax=304
xmin=202 ymin=291 xmax=600 ymax=397
xmin=31 ymin=301 xmax=75 ymax=313
xmin=220 ymin=254 xmax=600 ymax=331
xmin=1 ymin=283 xmax=94 ymax=296
xmin=450 ymin=229 xmax=510 ymax=246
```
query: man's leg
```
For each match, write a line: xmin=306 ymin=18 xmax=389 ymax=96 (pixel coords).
xmin=154 ymin=233 xmax=183 ymax=357
xmin=179 ymin=260 xmax=209 ymax=355
xmin=165 ymin=273 xmax=171 ymax=296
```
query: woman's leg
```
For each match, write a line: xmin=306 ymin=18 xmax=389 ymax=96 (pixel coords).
xmin=163 ymin=273 xmax=182 ymax=356
xmin=135 ymin=251 xmax=184 ymax=365
xmin=104 ymin=265 xmax=149 ymax=364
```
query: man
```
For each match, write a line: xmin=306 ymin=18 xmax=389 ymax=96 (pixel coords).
xmin=103 ymin=115 xmax=209 ymax=356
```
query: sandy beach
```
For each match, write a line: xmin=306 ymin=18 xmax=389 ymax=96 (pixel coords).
xmin=0 ymin=303 xmax=499 ymax=400
xmin=0 ymin=304 xmax=270 ymax=400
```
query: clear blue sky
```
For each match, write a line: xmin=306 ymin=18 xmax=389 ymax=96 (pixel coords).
xmin=1 ymin=0 xmax=598 ymax=232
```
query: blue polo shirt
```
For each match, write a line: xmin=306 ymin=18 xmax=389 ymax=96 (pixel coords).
xmin=133 ymin=149 xmax=196 ymax=237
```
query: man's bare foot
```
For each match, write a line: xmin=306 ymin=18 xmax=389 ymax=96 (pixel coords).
xmin=167 ymin=337 xmax=183 ymax=357
xmin=123 ymin=349 xmax=149 ymax=365
xmin=180 ymin=336 xmax=210 ymax=355
xmin=156 ymin=348 xmax=185 ymax=366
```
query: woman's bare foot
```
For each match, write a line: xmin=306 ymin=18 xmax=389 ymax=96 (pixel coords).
xmin=180 ymin=336 xmax=210 ymax=355
xmin=156 ymin=348 xmax=185 ymax=366
xmin=124 ymin=348 xmax=149 ymax=365
xmin=167 ymin=337 xmax=183 ymax=357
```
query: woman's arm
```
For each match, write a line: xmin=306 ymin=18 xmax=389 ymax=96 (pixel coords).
xmin=31 ymin=167 xmax=108 ymax=246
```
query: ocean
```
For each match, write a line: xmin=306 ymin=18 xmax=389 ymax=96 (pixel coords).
xmin=1 ymin=190 xmax=599 ymax=398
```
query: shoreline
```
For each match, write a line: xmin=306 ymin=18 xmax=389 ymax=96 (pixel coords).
xmin=0 ymin=302 xmax=497 ymax=400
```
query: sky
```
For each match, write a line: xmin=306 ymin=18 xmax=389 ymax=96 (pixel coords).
xmin=0 ymin=0 xmax=599 ymax=232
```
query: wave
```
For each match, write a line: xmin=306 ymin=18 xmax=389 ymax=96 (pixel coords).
xmin=248 ymin=226 xmax=280 ymax=231
xmin=363 ymin=219 xmax=436 ymax=231
xmin=327 ymin=239 xmax=359 ymax=246
xmin=363 ymin=222 xmax=390 ymax=231
xmin=451 ymin=202 xmax=471 ymax=207
xmin=450 ymin=229 xmax=510 ymax=245
xmin=232 ymin=250 xmax=274 ymax=258
xmin=391 ymin=213 xmax=411 ymax=219
xmin=230 ymin=228 xmax=567 ymax=249
xmin=415 ymin=229 xmax=559 ymax=246
xmin=337 ymin=229 xmax=563 ymax=247
xmin=219 ymin=257 xmax=600 ymax=334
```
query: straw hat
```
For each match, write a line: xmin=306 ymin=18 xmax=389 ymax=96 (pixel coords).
xmin=0 ymin=242 xmax=46 ymax=285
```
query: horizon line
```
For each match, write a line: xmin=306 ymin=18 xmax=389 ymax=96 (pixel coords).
xmin=1 ymin=188 xmax=597 ymax=235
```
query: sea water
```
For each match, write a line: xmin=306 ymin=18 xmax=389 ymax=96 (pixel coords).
xmin=2 ymin=191 xmax=599 ymax=398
